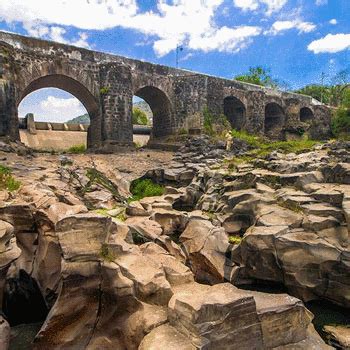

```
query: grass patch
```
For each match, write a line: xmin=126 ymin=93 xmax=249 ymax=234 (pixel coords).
xmin=228 ymin=235 xmax=242 ymax=245
xmin=0 ymin=165 xmax=21 ymax=192
xmin=230 ymin=129 xmax=320 ymax=161
xmin=94 ymin=207 xmax=127 ymax=221
xmin=67 ymin=144 xmax=86 ymax=154
xmin=232 ymin=129 xmax=319 ymax=153
xmin=277 ymin=199 xmax=303 ymax=213
xmin=129 ymin=178 xmax=165 ymax=202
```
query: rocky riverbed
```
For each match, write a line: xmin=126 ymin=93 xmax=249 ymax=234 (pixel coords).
xmin=0 ymin=137 xmax=349 ymax=349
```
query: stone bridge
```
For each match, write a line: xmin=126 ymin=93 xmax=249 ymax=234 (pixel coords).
xmin=0 ymin=31 xmax=331 ymax=151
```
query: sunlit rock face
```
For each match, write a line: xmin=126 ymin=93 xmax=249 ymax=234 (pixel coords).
xmin=0 ymin=136 xmax=348 ymax=349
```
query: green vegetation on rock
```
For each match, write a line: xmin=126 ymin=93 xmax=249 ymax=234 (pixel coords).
xmin=225 ymin=130 xmax=320 ymax=172
xmin=67 ymin=144 xmax=86 ymax=154
xmin=0 ymin=165 xmax=21 ymax=192
xmin=331 ymin=88 xmax=350 ymax=140
xmin=203 ymin=107 xmax=230 ymax=137
xmin=100 ymin=243 xmax=115 ymax=262
xmin=129 ymin=178 xmax=165 ymax=202
xmin=228 ymin=235 xmax=242 ymax=245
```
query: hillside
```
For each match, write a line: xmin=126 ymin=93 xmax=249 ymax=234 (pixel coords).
xmin=66 ymin=113 xmax=90 ymax=124
xmin=67 ymin=101 xmax=153 ymax=125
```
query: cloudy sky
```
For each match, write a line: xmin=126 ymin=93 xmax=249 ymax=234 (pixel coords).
xmin=0 ymin=0 xmax=349 ymax=122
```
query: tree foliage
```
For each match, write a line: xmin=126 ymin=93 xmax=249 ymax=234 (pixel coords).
xmin=132 ymin=107 xmax=149 ymax=125
xmin=295 ymin=69 xmax=350 ymax=107
xmin=331 ymin=88 xmax=350 ymax=139
xmin=234 ymin=66 xmax=279 ymax=88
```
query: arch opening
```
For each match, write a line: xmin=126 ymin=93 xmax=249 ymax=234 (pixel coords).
xmin=132 ymin=96 xmax=152 ymax=147
xmin=18 ymin=74 xmax=100 ymax=150
xmin=134 ymin=86 xmax=173 ymax=139
xmin=300 ymin=107 xmax=314 ymax=123
xmin=224 ymin=96 xmax=246 ymax=130
xmin=264 ymin=102 xmax=285 ymax=138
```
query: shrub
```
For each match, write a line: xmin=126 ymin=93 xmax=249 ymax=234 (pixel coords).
xmin=100 ymin=86 xmax=110 ymax=95
xmin=129 ymin=178 xmax=164 ymax=202
xmin=178 ymin=127 xmax=188 ymax=135
xmin=331 ymin=108 xmax=350 ymax=139
xmin=203 ymin=108 xmax=230 ymax=137
xmin=132 ymin=107 xmax=149 ymax=125
xmin=230 ymin=129 xmax=319 ymax=156
xmin=67 ymin=144 xmax=86 ymax=154
xmin=0 ymin=165 xmax=21 ymax=192
xmin=228 ymin=235 xmax=242 ymax=245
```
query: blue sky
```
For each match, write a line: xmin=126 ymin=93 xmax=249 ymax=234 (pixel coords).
xmin=0 ymin=0 xmax=349 ymax=122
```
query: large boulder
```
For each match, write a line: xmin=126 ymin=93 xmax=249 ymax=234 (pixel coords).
xmin=168 ymin=283 xmax=264 ymax=349
xmin=180 ymin=219 xmax=234 ymax=284
xmin=233 ymin=225 xmax=350 ymax=307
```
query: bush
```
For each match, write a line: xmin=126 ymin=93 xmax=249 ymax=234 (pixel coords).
xmin=132 ymin=107 xmax=149 ymax=125
xmin=228 ymin=235 xmax=242 ymax=245
xmin=0 ymin=165 xmax=21 ymax=192
xmin=203 ymin=108 xmax=230 ymax=137
xmin=331 ymin=108 xmax=350 ymax=139
xmin=129 ymin=178 xmax=164 ymax=202
xmin=67 ymin=144 xmax=86 ymax=154
xmin=230 ymin=129 xmax=318 ymax=155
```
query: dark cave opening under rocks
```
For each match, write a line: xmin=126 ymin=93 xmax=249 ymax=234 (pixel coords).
xmin=3 ymin=270 xmax=48 ymax=327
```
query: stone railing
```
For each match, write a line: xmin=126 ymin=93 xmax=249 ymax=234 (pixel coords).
xmin=19 ymin=114 xmax=152 ymax=135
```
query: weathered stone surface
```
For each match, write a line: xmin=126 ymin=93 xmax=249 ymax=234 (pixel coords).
xmin=139 ymin=324 xmax=195 ymax=350
xmin=56 ymin=214 xmax=113 ymax=260
xmin=323 ymin=325 xmax=350 ymax=349
xmin=152 ymin=209 xmax=188 ymax=236
xmin=126 ymin=217 xmax=163 ymax=242
xmin=234 ymin=226 xmax=350 ymax=307
xmin=0 ymin=204 xmax=35 ymax=232
xmin=180 ymin=219 xmax=233 ymax=284
xmin=0 ymin=316 xmax=10 ymax=350
xmin=250 ymin=290 xmax=313 ymax=348
xmin=168 ymin=283 xmax=264 ymax=349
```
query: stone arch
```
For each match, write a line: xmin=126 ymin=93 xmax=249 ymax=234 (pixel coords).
xmin=17 ymin=74 xmax=101 ymax=149
xmin=223 ymin=96 xmax=246 ymax=130
xmin=300 ymin=107 xmax=314 ymax=123
xmin=134 ymin=86 xmax=173 ymax=138
xmin=264 ymin=102 xmax=285 ymax=138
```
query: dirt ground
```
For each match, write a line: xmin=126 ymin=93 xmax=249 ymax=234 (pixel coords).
xmin=1 ymin=149 xmax=174 ymax=184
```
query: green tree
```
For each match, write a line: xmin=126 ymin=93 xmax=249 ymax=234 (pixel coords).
xmin=295 ymin=85 xmax=331 ymax=104
xmin=234 ymin=66 xmax=279 ymax=88
xmin=132 ymin=107 xmax=149 ymax=125
xmin=331 ymin=88 xmax=350 ymax=139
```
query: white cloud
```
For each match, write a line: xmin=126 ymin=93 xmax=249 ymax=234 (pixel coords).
xmin=233 ymin=0 xmax=259 ymax=11
xmin=266 ymin=20 xmax=316 ymax=35
xmin=189 ymin=26 xmax=262 ymax=53
xmin=24 ymin=23 xmax=91 ymax=48
xmin=233 ymin=0 xmax=288 ymax=15
xmin=39 ymin=96 xmax=86 ymax=122
xmin=308 ymin=33 xmax=350 ymax=54
xmin=329 ymin=19 xmax=337 ymax=25
xmin=19 ymin=93 xmax=86 ymax=122
xmin=0 ymin=0 xmax=264 ymax=56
